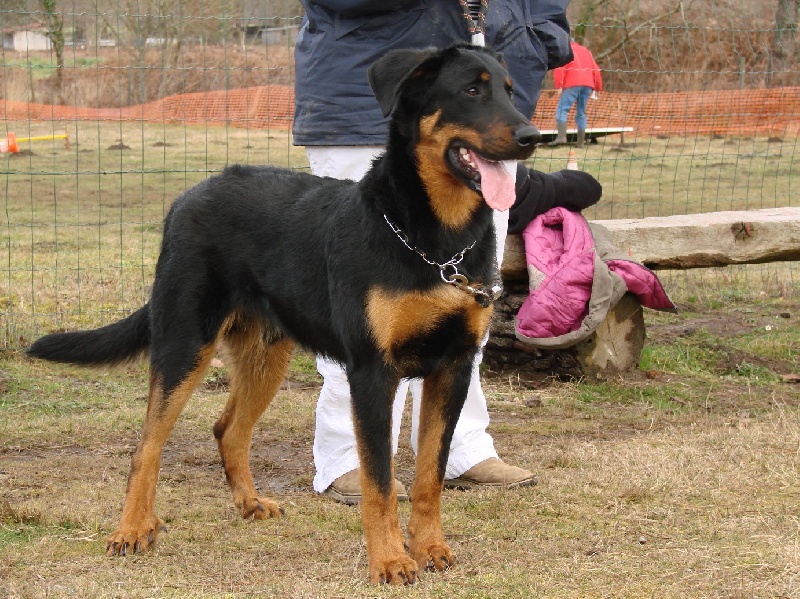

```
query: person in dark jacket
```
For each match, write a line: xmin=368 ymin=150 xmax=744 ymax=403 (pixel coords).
xmin=292 ymin=0 xmax=601 ymax=505
xmin=294 ymin=1 xmax=574 ymax=146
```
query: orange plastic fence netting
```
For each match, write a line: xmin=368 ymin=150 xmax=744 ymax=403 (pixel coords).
xmin=2 ymin=86 xmax=799 ymax=138
xmin=0 ymin=86 xmax=295 ymax=130
xmin=541 ymin=87 xmax=800 ymax=137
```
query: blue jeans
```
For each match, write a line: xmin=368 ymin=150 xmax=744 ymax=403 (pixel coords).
xmin=555 ymin=86 xmax=592 ymax=130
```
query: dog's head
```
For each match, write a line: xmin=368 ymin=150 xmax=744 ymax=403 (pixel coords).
xmin=369 ymin=45 xmax=539 ymax=226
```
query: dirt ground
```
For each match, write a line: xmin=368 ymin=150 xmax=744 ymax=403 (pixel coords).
xmin=1 ymin=301 xmax=798 ymax=597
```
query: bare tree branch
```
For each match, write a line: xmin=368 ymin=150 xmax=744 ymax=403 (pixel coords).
xmin=595 ymin=5 xmax=682 ymax=61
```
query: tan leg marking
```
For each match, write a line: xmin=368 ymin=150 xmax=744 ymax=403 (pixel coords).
xmin=407 ymin=372 xmax=456 ymax=571
xmin=359 ymin=465 xmax=419 ymax=585
xmin=214 ymin=326 xmax=293 ymax=520
xmin=107 ymin=344 xmax=216 ymax=555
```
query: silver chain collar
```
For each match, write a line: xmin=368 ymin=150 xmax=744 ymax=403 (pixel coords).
xmin=383 ymin=214 xmax=503 ymax=307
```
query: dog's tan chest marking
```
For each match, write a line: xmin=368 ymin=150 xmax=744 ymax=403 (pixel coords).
xmin=366 ymin=285 xmax=492 ymax=360
xmin=415 ymin=112 xmax=483 ymax=229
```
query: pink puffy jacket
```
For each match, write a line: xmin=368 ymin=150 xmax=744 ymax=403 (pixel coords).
xmin=515 ymin=207 xmax=675 ymax=348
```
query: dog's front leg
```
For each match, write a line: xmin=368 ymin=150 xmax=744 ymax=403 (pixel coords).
xmin=407 ymin=357 xmax=474 ymax=572
xmin=348 ymin=364 xmax=418 ymax=585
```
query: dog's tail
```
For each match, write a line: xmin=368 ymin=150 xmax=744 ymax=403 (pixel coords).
xmin=27 ymin=304 xmax=151 ymax=367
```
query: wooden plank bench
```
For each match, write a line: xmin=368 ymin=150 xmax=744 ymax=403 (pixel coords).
xmin=486 ymin=207 xmax=800 ymax=380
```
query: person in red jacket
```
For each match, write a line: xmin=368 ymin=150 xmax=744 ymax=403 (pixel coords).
xmin=548 ymin=40 xmax=602 ymax=147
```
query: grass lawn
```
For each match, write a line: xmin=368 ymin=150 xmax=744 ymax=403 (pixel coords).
xmin=3 ymin=121 xmax=797 ymax=342
xmin=1 ymin=122 xmax=798 ymax=596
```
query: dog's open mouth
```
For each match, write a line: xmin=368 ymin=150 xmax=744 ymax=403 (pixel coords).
xmin=448 ymin=146 xmax=516 ymax=211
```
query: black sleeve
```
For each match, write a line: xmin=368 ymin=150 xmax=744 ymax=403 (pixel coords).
xmin=507 ymin=163 xmax=603 ymax=234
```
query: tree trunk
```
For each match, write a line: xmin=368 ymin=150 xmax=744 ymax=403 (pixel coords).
xmin=39 ymin=0 xmax=65 ymax=97
xmin=770 ymin=0 xmax=799 ymax=85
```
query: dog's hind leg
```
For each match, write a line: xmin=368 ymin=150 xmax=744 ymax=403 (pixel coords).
xmin=106 ymin=342 xmax=217 ymax=556
xmin=213 ymin=325 xmax=293 ymax=520
xmin=406 ymin=357 xmax=474 ymax=572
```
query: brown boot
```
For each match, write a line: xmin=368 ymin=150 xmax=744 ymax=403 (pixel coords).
xmin=444 ymin=458 xmax=537 ymax=490
xmin=577 ymin=129 xmax=586 ymax=148
xmin=322 ymin=468 xmax=409 ymax=505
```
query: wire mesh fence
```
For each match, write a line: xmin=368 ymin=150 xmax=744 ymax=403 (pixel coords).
xmin=1 ymin=0 xmax=798 ymax=347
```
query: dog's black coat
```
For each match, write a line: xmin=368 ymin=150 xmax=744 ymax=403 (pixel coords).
xmin=28 ymin=44 xmax=538 ymax=584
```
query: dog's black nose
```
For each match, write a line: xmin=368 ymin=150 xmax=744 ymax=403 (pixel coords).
xmin=514 ymin=124 xmax=541 ymax=147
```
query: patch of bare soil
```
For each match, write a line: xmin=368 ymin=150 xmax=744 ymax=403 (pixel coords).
xmin=648 ymin=301 xmax=798 ymax=377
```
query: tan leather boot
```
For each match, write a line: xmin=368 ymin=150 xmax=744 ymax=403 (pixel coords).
xmin=322 ymin=468 xmax=409 ymax=505
xmin=444 ymin=458 xmax=537 ymax=490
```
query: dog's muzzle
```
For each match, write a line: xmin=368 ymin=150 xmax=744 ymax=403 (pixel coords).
xmin=513 ymin=124 xmax=541 ymax=147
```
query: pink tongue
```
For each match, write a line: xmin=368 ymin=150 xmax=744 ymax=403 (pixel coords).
xmin=467 ymin=150 xmax=515 ymax=211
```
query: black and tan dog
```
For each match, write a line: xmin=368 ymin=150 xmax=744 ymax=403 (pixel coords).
xmin=27 ymin=44 xmax=539 ymax=584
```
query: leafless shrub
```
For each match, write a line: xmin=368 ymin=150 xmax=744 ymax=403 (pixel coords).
xmin=23 ymin=44 xmax=295 ymax=108
xmin=0 ymin=64 xmax=34 ymax=103
xmin=570 ymin=0 xmax=799 ymax=92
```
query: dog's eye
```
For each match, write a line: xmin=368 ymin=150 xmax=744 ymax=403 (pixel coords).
xmin=465 ymin=86 xmax=480 ymax=97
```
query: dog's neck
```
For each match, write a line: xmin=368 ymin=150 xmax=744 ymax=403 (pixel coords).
xmin=359 ymin=134 xmax=497 ymax=292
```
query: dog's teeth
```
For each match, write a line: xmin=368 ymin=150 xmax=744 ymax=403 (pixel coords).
xmin=458 ymin=147 xmax=476 ymax=169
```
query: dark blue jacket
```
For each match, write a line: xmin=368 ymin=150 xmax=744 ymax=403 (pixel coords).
xmin=293 ymin=0 xmax=572 ymax=146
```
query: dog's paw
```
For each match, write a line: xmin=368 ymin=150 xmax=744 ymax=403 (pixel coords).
xmin=106 ymin=516 xmax=166 ymax=556
xmin=369 ymin=555 xmax=419 ymax=585
xmin=239 ymin=496 xmax=284 ymax=520
xmin=411 ymin=542 xmax=456 ymax=572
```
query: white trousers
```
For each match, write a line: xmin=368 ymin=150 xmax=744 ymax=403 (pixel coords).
xmin=306 ymin=146 xmax=512 ymax=492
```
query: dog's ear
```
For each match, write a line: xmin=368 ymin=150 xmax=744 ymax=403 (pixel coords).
xmin=368 ymin=48 xmax=444 ymax=117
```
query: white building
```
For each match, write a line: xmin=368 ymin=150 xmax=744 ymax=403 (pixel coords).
xmin=1 ymin=27 xmax=52 ymax=52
